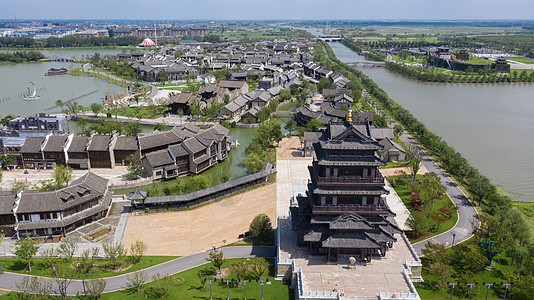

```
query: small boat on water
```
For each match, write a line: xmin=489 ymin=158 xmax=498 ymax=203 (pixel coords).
xmin=45 ymin=67 xmax=68 ymax=76
xmin=24 ymin=82 xmax=40 ymax=100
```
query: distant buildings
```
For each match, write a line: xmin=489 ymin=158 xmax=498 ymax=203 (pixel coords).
xmin=8 ymin=113 xmax=69 ymax=134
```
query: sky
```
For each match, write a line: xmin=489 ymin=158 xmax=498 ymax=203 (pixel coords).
xmin=1 ymin=0 xmax=533 ymax=20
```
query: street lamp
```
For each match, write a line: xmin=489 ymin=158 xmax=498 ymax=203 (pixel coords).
xmin=501 ymin=282 xmax=513 ymax=300
xmin=447 ymin=281 xmax=460 ymax=300
xmin=204 ymin=278 xmax=217 ymax=300
xmin=451 ymin=232 xmax=456 ymax=246
xmin=465 ymin=281 xmax=478 ymax=300
xmin=240 ymin=279 xmax=251 ymax=300
xmin=257 ymin=278 xmax=269 ymax=300
xmin=483 ymin=281 xmax=496 ymax=300
xmin=222 ymin=278 xmax=234 ymax=300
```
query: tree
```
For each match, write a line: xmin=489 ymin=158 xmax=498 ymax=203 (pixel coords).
xmin=54 ymin=265 xmax=74 ymax=300
xmin=125 ymin=122 xmax=142 ymax=137
xmin=249 ymin=214 xmax=273 ymax=242
xmin=102 ymin=242 xmax=125 ymax=267
xmin=154 ymin=123 xmax=168 ymax=131
xmin=57 ymin=238 xmax=77 ymax=263
xmin=243 ymin=151 xmax=265 ymax=174
xmin=86 ymin=278 xmax=107 ymax=300
xmin=151 ymin=273 xmax=173 ymax=299
xmin=279 ymin=89 xmax=291 ymax=101
xmin=421 ymin=241 xmax=449 ymax=265
xmin=65 ymin=101 xmax=81 ymax=115
xmin=207 ymin=248 xmax=225 ymax=272
xmin=475 ymin=214 xmax=513 ymax=267
xmin=230 ymin=261 xmax=249 ymax=281
xmin=54 ymin=165 xmax=73 ymax=189
xmin=289 ymin=83 xmax=300 ymax=95
xmin=306 ymin=119 xmax=323 ymax=132
xmin=15 ymin=236 xmax=40 ymax=273
xmin=256 ymin=107 xmax=271 ymax=123
xmin=250 ymin=258 xmax=268 ymax=280
xmin=55 ymin=100 xmax=65 ymax=113
xmin=269 ymin=119 xmax=283 ymax=145
xmin=129 ymin=239 xmax=148 ymax=264
xmin=284 ymin=119 xmax=296 ymax=136
xmin=127 ymin=271 xmax=147 ymax=294
xmin=429 ymin=261 xmax=453 ymax=290
xmin=406 ymin=145 xmax=423 ymax=183
xmin=125 ymin=151 xmax=143 ymax=180
xmin=90 ymin=103 xmax=103 ymax=116
xmin=16 ymin=276 xmax=52 ymax=300
xmin=0 ymin=153 xmax=16 ymax=169
xmin=406 ymin=211 xmax=428 ymax=236
xmin=420 ymin=172 xmax=445 ymax=212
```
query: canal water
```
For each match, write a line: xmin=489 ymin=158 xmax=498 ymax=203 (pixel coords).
xmin=0 ymin=49 xmax=129 ymax=116
xmin=329 ymin=41 xmax=534 ymax=202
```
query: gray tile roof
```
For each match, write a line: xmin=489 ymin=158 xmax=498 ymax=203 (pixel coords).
xmin=144 ymin=149 xmax=175 ymax=168
xmin=0 ymin=194 xmax=16 ymax=215
xmin=88 ymin=135 xmax=112 ymax=151
xmin=43 ymin=135 xmax=68 ymax=152
xmin=20 ymin=137 xmax=45 ymax=153
xmin=168 ymin=143 xmax=189 ymax=158
xmin=114 ymin=136 xmax=138 ymax=151
xmin=67 ymin=136 xmax=89 ymax=153
xmin=322 ymin=233 xmax=382 ymax=249
xmin=182 ymin=137 xmax=206 ymax=154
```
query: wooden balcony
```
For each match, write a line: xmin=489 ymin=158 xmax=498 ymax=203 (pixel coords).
xmin=312 ymin=204 xmax=389 ymax=215
xmin=314 ymin=168 xmax=385 ymax=187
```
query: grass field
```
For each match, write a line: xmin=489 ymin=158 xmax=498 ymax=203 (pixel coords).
xmin=507 ymin=56 xmax=534 ymax=64
xmin=1 ymin=256 xmax=178 ymax=279
xmin=388 ymin=176 xmax=458 ymax=244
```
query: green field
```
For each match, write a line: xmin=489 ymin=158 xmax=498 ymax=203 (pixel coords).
xmin=507 ymin=56 xmax=534 ymax=64
xmin=0 ymin=258 xmax=292 ymax=300
xmin=388 ymin=176 xmax=458 ymax=243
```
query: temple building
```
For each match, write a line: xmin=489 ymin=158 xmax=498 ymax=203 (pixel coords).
xmin=292 ymin=112 xmax=401 ymax=262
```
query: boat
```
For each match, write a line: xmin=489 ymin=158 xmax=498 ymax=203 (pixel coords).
xmin=45 ymin=67 xmax=68 ymax=76
xmin=24 ymin=82 xmax=40 ymax=100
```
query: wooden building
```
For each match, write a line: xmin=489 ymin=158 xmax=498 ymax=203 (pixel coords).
xmin=292 ymin=120 xmax=401 ymax=262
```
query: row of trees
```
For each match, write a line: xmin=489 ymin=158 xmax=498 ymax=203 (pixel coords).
xmin=318 ymin=42 xmax=534 ymax=297
xmin=0 ymin=50 xmax=45 ymax=62
xmin=386 ymin=61 xmax=534 ymax=83
xmin=0 ymin=36 xmax=143 ymax=48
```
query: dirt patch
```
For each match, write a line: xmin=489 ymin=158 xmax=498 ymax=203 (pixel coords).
xmin=123 ymin=184 xmax=276 ymax=256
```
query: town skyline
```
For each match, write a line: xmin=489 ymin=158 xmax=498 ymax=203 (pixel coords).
xmin=1 ymin=0 xmax=534 ymax=20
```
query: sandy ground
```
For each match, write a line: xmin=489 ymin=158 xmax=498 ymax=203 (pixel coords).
xmin=123 ymin=183 xmax=276 ymax=256
xmin=276 ymin=136 xmax=309 ymax=160
xmin=378 ymin=164 xmax=428 ymax=177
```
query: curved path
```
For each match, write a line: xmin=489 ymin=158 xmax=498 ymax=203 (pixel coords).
xmin=0 ymin=246 xmax=274 ymax=295
xmin=401 ymin=133 xmax=479 ymax=256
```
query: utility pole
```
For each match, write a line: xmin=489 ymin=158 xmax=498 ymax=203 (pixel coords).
xmin=240 ymin=280 xmax=251 ymax=300
xmin=451 ymin=232 xmax=456 ymax=246
xmin=222 ymin=278 xmax=234 ymax=300
xmin=257 ymin=278 xmax=269 ymax=300
xmin=483 ymin=281 xmax=496 ymax=300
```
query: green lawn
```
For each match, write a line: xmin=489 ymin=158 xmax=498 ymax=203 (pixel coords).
xmin=115 ymin=105 xmax=170 ymax=119
xmin=1 ymin=256 xmax=178 ymax=279
xmin=457 ymin=56 xmax=494 ymax=65
xmin=381 ymin=160 xmax=409 ymax=169
xmin=507 ymin=56 xmax=534 ymax=64
xmin=68 ymin=68 xmax=134 ymax=88
xmin=0 ymin=258 xmax=293 ymax=299
xmin=388 ymin=176 xmax=458 ymax=244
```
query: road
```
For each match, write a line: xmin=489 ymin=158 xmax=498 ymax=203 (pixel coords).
xmin=0 ymin=246 xmax=274 ymax=295
xmin=401 ymin=133 xmax=479 ymax=256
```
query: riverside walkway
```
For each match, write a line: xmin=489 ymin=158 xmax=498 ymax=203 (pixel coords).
xmin=0 ymin=246 xmax=274 ymax=295
xmin=401 ymin=133 xmax=479 ymax=256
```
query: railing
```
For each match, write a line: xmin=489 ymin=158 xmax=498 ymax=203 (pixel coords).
xmin=313 ymin=166 xmax=384 ymax=185
xmin=313 ymin=204 xmax=388 ymax=213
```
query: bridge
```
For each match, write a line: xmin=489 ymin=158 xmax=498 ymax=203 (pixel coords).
xmin=318 ymin=35 xmax=342 ymax=42
xmin=346 ymin=61 xmax=386 ymax=67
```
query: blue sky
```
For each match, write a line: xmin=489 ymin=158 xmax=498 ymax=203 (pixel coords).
xmin=1 ymin=0 xmax=533 ymax=20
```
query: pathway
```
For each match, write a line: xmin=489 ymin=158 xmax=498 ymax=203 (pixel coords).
xmin=401 ymin=133 xmax=479 ymax=255
xmin=0 ymin=246 xmax=274 ymax=295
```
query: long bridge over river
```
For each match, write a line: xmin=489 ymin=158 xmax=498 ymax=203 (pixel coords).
xmin=346 ymin=61 xmax=386 ymax=67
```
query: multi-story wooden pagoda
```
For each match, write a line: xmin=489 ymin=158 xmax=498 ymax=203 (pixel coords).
xmin=292 ymin=113 xmax=401 ymax=262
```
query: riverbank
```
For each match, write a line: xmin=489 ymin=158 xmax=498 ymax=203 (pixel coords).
xmin=68 ymin=68 xmax=135 ymax=88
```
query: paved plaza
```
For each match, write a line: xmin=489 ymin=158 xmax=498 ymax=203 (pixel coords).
xmin=275 ymin=137 xmax=417 ymax=299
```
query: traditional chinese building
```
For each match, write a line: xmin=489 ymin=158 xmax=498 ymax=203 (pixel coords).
xmin=292 ymin=112 xmax=401 ymax=262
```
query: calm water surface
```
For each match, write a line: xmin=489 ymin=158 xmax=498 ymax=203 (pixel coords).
xmin=0 ymin=49 xmax=128 ymax=116
xmin=329 ymin=41 xmax=534 ymax=201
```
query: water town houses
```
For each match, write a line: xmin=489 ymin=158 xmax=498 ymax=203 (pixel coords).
xmin=0 ymin=172 xmax=111 ymax=238
xmin=291 ymin=115 xmax=402 ymax=262
xmin=16 ymin=123 xmax=231 ymax=178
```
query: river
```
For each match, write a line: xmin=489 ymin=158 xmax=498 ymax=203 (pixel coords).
xmin=0 ymin=49 xmax=129 ymax=116
xmin=328 ymin=41 xmax=534 ymax=202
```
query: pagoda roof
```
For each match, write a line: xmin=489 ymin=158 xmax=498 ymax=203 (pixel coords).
xmin=329 ymin=212 xmax=375 ymax=230
xmin=318 ymin=140 xmax=382 ymax=151
xmin=128 ymin=188 xmax=147 ymax=201
xmin=303 ymin=227 xmax=332 ymax=242
xmin=317 ymin=155 xmax=386 ymax=167
xmin=322 ymin=232 xmax=382 ymax=249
